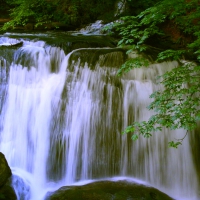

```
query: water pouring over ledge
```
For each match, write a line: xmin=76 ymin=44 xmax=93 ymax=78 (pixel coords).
xmin=0 ymin=33 xmax=199 ymax=200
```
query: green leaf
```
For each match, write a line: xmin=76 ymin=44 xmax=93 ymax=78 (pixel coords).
xmin=131 ymin=134 xmax=139 ymax=141
xmin=168 ymin=141 xmax=182 ymax=148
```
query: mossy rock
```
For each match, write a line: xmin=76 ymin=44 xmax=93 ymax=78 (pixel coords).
xmin=0 ymin=185 xmax=17 ymax=200
xmin=0 ymin=152 xmax=11 ymax=188
xmin=45 ymin=180 xmax=174 ymax=200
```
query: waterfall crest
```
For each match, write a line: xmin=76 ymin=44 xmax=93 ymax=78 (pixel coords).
xmin=0 ymin=36 xmax=199 ymax=200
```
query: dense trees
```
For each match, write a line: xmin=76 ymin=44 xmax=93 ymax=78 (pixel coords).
xmin=1 ymin=0 xmax=116 ymax=30
xmin=0 ymin=0 xmax=163 ymax=30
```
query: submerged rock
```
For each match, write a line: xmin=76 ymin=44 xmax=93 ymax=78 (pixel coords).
xmin=45 ymin=180 xmax=174 ymax=200
xmin=11 ymin=175 xmax=31 ymax=200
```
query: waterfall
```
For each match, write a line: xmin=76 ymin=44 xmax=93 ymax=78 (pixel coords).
xmin=0 ymin=35 xmax=199 ymax=200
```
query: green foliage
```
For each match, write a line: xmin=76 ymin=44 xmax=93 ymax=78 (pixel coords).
xmin=0 ymin=0 xmax=10 ymax=18
xmin=123 ymin=60 xmax=200 ymax=147
xmin=148 ymin=61 xmax=200 ymax=130
xmin=117 ymin=57 xmax=149 ymax=76
xmin=0 ymin=193 xmax=5 ymax=199
xmin=157 ymin=50 xmax=186 ymax=62
xmin=114 ymin=4 xmax=167 ymax=52
xmin=1 ymin=0 xmax=117 ymax=30
xmin=1 ymin=0 xmax=57 ymax=29
xmin=115 ymin=0 xmax=200 ymax=52
xmin=117 ymin=0 xmax=200 ymax=147
xmin=126 ymin=0 xmax=161 ymax=16
xmin=168 ymin=141 xmax=182 ymax=148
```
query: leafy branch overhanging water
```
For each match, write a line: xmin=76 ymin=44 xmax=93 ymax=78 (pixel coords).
xmin=112 ymin=0 xmax=200 ymax=148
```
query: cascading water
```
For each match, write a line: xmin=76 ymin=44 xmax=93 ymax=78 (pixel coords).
xmin=0 ymin=34 xmax=199 ymax=200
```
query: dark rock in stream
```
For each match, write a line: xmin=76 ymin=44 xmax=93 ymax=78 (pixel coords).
xmin=0 ymin=184 xmax=17 ymax=200
xmin=0 ymin=152 xmax=17 ymax=200
xmin=45 ymin=180 xmax=174 ymax=200
xmin=0 ymin=42 xmax=23 ymax=49
xmin=0 ymin=152 xmax=12 ymax=188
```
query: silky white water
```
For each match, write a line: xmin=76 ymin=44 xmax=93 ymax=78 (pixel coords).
xmin=0 ymin=36 xmax=199 ymax=200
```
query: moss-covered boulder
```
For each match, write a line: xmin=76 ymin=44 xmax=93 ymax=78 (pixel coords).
xmin=0 ymin=152 xmax=16 ymax=200
xmin=45 ymin=180 xmax=174 ymax=200
xmin=0 ymin=152 xmax=11 ymax=188
xmin=0 ymin=185 xmax=17 ymax=200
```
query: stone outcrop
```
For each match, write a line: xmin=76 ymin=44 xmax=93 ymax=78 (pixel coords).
xmin=0 ymin=152 xmax=11 ymax=188
xmin=0 ymin=152 xmax=17 ymax=200
xmin=0 ymin=185 xmax=17 ymax=200
xmin=45 ymin=180 xmax=174 ymax=200
xmin=0 ymin=42 xmax=23 ymax=49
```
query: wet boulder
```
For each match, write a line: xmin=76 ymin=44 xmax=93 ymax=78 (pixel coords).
xmin=0 ymin=42 xmax=23 ymax=49
xmin=0 ymin=152 xmax=11 ymax=188
xmin=45 ymin=180 xmax=174 ymax=200
xmin=0 ymin=185 xmax=17 ymax=200
xmin=0 ymin=152 xmax=17 ymax=200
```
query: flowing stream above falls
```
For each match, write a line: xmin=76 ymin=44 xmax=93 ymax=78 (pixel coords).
xmin=0 ymin=32 xmax=199 ymax=200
